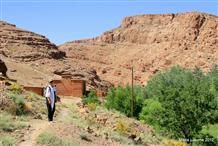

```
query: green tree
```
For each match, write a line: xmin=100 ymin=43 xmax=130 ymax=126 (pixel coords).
xmin=140 ymin=66 xmax=218 ymax=140
xmin=82 ymin=90 xmax=100 ymax=105
xmin=105 ymin=85 xmax=144 ymax=118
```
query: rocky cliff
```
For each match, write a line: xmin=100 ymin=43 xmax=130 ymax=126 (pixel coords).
xmin=0 ymin=21 xmax=65 ymax=62
xmin=59 ymin=12 xmax=218 ymax=85
xmin=0 ymin=21 xmax=112 ymax=91
xmin=96 ymin=12 xmax=217 ymax=48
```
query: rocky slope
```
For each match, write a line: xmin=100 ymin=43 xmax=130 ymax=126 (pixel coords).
xmin=0 ymin=21 xmax=65 ymax=62
xmin=1 ymin=12 xmax=217 ymax=89
xmin=60 ymin=12 xmax=218 ymax=85
xmin=0 ymin=21 xmax=111 ymax=91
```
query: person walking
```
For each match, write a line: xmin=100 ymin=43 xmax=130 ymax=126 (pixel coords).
xmin=45 ymin=80 xmax=56 ymax=122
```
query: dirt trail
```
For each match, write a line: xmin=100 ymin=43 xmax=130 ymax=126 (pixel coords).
xmin=18 ymin=120 xmax=50 ymax=146
xmin=18 ymin=97 xmax=80 ymax=146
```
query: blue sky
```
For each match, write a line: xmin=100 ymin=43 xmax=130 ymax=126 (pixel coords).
xmin=1 ymin=0 xmax=217 ymax=45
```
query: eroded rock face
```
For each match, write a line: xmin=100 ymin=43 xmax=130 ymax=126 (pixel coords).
xmin=59 ymin=12 xmax=218 ymax=85
xmin=96 ymin=12 xmax=217 ymax=47
xmin=0 ymin=59 xmax=7 ymax=77
xmin=0 ymin=21 xmax=65 ymax=62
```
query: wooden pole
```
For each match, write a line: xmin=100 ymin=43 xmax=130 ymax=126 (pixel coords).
xmin=131 ymin=66 xmax=134 ymax=117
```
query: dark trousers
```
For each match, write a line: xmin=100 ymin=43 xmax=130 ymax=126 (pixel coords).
xmin=46 ymin=99 xmax=55 ymax=121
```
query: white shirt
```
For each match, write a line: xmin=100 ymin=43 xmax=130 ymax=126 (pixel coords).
xmin=45 ymin=85 xmax=55 ymax=109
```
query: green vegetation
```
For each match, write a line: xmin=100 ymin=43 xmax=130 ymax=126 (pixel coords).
xmin=63 ymin=101 xmax=159 ymax=145
xmin=82 ymin=90 xmax=100 ymax=105
xmin=139 ymin=99 xmax=163 ymax=131
xmin=0 ymin=113 xmax=26 ymax=132
xmin=105 ymin=65 xmax=218 ymax=145
xmin=25 ymin=92 xmax=41 ymax=102
xmin=0 ymin=114 xmax=15 ymax=132
xmin=105 ymin=85 xmax=144 ymax=117
xmin=5 ymin=89 xmax=46 ymax=117
xmin=0 ymin=135 xmax=16 ymax=146
xmin=62 ymin=104 xmax=89 ymax=129
xmin=0 ymin=84 xmax=44 ymax=145
xmin=87 ymin=102 xmax=97 ymax=111
xmin=36 ymin=132 xmax=74 ymax=146
xmin=8 ymin=93 xmax=28 ymax=115
xmin=141 ymin=66 xmax=218 ymax=140
xmin=8 ymin=83 xmax=23 ymax=94
xmin=202 ymin=124 xmax=218 ymax=139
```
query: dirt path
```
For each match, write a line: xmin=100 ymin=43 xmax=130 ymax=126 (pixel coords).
xmin=18 ymin=120 xmax=50 ymax=146
xmin=18 ymin=97 xmax=80 ymax=146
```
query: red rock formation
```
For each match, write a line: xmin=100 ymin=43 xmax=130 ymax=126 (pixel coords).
xmin=59 ymin=12 xmax=218 ymax=85
xmin=0 ymin=21 xmax=65 ymax=62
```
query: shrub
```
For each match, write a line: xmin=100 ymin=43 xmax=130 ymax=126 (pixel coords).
xmin=201 ymin=124 xmax=218 ymax=140
xmin=37 ymin=132 xmax=73 ymax=146
xmin=87 ymin=103 xmax=97 ymax=111
xmin=139 ymin=99 xmax=164 ymax=131
xmin=23 ymin=102 xmax=32 ymax=113
xmin=105 ymin=85 xmax=144 ymax=118
xmin=9 ymin=93 xmax=28 ymax=115
xmin=163 ymin=139 xmax=187 ymax=146
xmin=115 ymin=120 xmax=128 ymax=134
xmin=15 ymin=96 xmax=26 ymax=115
xmin=82 ymin=90 xmax=100 ymax=105
xmin=207 ymin=65 xmax=218 ymax=123
xmin=192 ymin=133 xmax=218 ymax=146
xmin=140 ymin=66 xmax=218 ymax=140
xmin=0 ymin=114 xmax=15 ymax=132
xmin=8 ymin=83 xmax=23 ymax=94
xmin=0 ymin=113 xmax=26 ymax=132
xmin=0 ymin=135 xmax=16 ymax=146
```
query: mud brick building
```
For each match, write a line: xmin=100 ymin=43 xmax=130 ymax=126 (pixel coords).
xmin=24 ymin=87 xmax=43 ymax=96
xmin=52 ymin=78 xmax=86 ymax=97
xmin=24 ymin=75 xmax=86 ymax=97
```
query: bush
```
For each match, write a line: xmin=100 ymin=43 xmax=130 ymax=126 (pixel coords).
xmin=115 ymin=120 xmax=128 ymax=134
xmin=0 ymin=113 xmax=26 ymax=132
xmin=23 ymin=102 xmax=32 ymax=113
xmin=105 ymin=85 xmax=144 ymax=118
xmin=8 ymin=83 xmax=23 ymax=94
xmin=140 ymin=66 xmax=218 ymax=140
xmin=139 ymin=99 xmax=164 ymax=131
xmin=87 ymin=103 xmax=97 ymax=111
xmin=201 ymin=124 xmax=218 ymax=140
xmin=192 ymin=133 xmax=218 ymax=146
xmin=0 ymin=135 xmax=16 ymax=146
xmin=82 ymin=90 xmax=100 ymax=105
xmin=163 ymin=139 xmax=187 ymax=146
xmin=0 ymin=114 xmax=15 ymax=132
xmin=37 ymin=132 xmax=73 ymax=146
xmin=9 ymin=93 xmax=28 ymax=115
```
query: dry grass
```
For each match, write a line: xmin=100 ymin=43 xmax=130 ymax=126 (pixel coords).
xmin=36 ymin=132 xmax=75 ymax=146
xmin=115 ymin=120 xmax=128 ymax=134
xmin=0 ymin=135 xmax=16 ymax=146
xmin=61 ymin=101 xmax=163 ymax=145
xmin=163 ymin=139 xmax=187 ymax=146
xmin=0 ymin=113 xmax=26 ymax=132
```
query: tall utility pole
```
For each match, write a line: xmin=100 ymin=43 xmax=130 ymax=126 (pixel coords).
xmin=131 ymin=66 xmax=134 ymax=117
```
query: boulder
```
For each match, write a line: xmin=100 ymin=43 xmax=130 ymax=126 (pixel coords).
xmin=0 ymin=59 xmax=7 ymax=77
